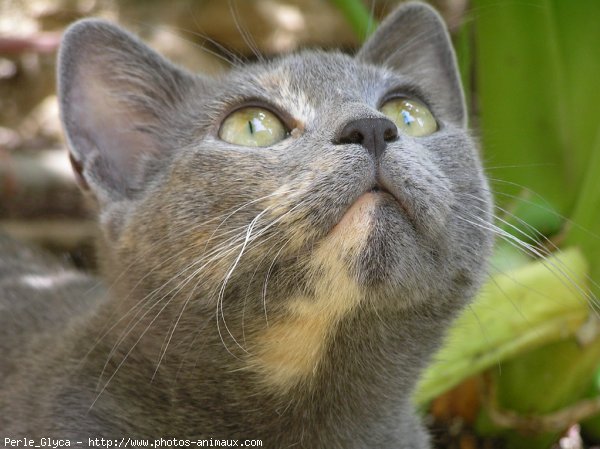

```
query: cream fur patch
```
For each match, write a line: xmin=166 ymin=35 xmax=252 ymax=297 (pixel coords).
xmin=247 ymin=193 xmax=378 ymax=393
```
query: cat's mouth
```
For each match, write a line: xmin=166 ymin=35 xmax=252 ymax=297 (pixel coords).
xmin=326 ymin=177 xmax=417 ymax=241
xmin=368 ymin=181 xmax=412 ymax=218
xmin=327 ymin=180 xmax=415 ymax=245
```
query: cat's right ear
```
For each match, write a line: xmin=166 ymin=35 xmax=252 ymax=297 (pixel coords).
xmin=357 ymin=2 xmax=466 ymax=127
xmin=58 ymin=19 xmax=200 ymax=204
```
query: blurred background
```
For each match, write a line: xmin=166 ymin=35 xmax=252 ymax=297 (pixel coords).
xmin=0 ymin=0 xmax=599 ymax=448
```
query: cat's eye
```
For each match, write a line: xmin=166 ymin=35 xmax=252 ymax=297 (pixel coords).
xmin=380 ymin=98 xmax=437 ymax=137
xmin=219 ymin=107 xmax=287 ymax=147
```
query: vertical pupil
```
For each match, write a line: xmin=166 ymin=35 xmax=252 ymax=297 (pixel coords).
xmin=248 ymin=120 xmax=254 ymax=134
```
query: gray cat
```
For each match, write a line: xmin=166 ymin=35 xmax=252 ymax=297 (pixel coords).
xmin=0 ymin=2 xmax=493 ymax=448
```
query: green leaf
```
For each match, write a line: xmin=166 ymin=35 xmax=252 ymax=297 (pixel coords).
xmin=329 ymin=0 xmax=378 ymax=41
xmin=565 ymin=128 xmax=600 ymax=297
xmin=472 ymin=0 xmax=568 ymax=215
xmin=414 ymin=248 xmax=589 ymax=405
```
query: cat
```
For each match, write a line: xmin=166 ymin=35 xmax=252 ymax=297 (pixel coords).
xmin=0 ymin=2 xmax=493 ymax=448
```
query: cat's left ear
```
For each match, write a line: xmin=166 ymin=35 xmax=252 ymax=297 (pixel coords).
xmin=58 ymin=19 xmax=204 ymax=205
xmin=357 ymin=2 xmax=466 ymax=127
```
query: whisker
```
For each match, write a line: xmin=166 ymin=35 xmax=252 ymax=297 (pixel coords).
xmin=128 ymin=19 xmax=244 ymax=68
xmin=455 ymin=190 xmax=600 ymax=303
xmin=262 ymin=237 xmax=294 ymax=326
xmin=455 ymin=209 xmax=599 ymax=313
xmin=154 ymin=191 xmax=306 ymax=372
xmin=82 ymin=190 xmax=296 ymax=371
xmin=214 ymin=198 xmax=308 ymax=356
xmin=215 ymin=205 xmax=277 ymax=357
xmin=228 ymin=0 xmax=264 ymax=62
xmin=96 ymin=227 xmax=259 ymax=389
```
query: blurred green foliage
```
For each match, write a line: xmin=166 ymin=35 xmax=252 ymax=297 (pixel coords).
xmin=464 ymin=1 xmax=600 ymax=446
xmin=329 ymin=0 xmax=378 ymax=39
xmin=334 ymin=0 xmax=600 ymax=446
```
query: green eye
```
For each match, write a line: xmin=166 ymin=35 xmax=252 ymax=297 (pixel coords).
xmin=380 ymin=98 xmax=437 ymax=137
xmin=219 ymin=107 xmax=287 ymax=147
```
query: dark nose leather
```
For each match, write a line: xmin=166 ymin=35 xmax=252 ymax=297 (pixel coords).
xmin=335 ymin=117 xmax=398 ymax=159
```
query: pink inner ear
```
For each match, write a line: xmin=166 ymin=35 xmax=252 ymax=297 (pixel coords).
xmin=58 ymin=18 xmax=200 ymax=200
xmin=67 ymin=70 xmax=161 ymax=191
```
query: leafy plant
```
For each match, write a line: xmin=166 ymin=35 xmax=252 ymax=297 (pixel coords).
xmin=333 ymin=0 xmax=600 ymax=446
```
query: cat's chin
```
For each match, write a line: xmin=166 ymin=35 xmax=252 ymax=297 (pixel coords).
xmin=329 ymin=188 xmax=411 ymax=234
xmin=322 ymin=191 xmax=445 ymax=294
xmin=328 ymin=191 xmax=380 ymax=239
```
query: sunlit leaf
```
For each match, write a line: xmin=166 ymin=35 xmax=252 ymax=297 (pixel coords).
xmin=415 ymin=248 xmax=589 ymax=405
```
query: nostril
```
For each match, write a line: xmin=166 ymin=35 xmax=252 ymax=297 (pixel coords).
xmin=339 ymin=129 xmax=364 ymax=145
xmin=384 ymin=126 xmax=398 ymax=142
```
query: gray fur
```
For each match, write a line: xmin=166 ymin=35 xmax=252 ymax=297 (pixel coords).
xmin=357 ymin=2 xmax=467 ymax=126
xmin=0 ymin=2 xmax=493 ymax=448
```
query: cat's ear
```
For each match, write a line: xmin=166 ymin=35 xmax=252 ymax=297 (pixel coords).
xmin=58 ymin=19 xmax=199 ymax=203
xmin=357 ymin=2 xmax=465 ymax=127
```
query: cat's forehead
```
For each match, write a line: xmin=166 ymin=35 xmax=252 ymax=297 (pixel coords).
xmin=222 ymin=50 xmax=403 ymax=104
xmin=209 ymin=51 xmax=418 ymax=127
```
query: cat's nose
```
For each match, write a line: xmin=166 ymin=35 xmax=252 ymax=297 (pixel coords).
xmin=335 ymin=117 xmax=398 ymax=159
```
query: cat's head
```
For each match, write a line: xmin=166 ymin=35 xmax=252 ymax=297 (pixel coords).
xmin=58 ymin=2 xmax=492 ymax=351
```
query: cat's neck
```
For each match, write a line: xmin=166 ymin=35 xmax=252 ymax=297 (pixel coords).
xmin=91 ymin=287 xmax=448 ymax=446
